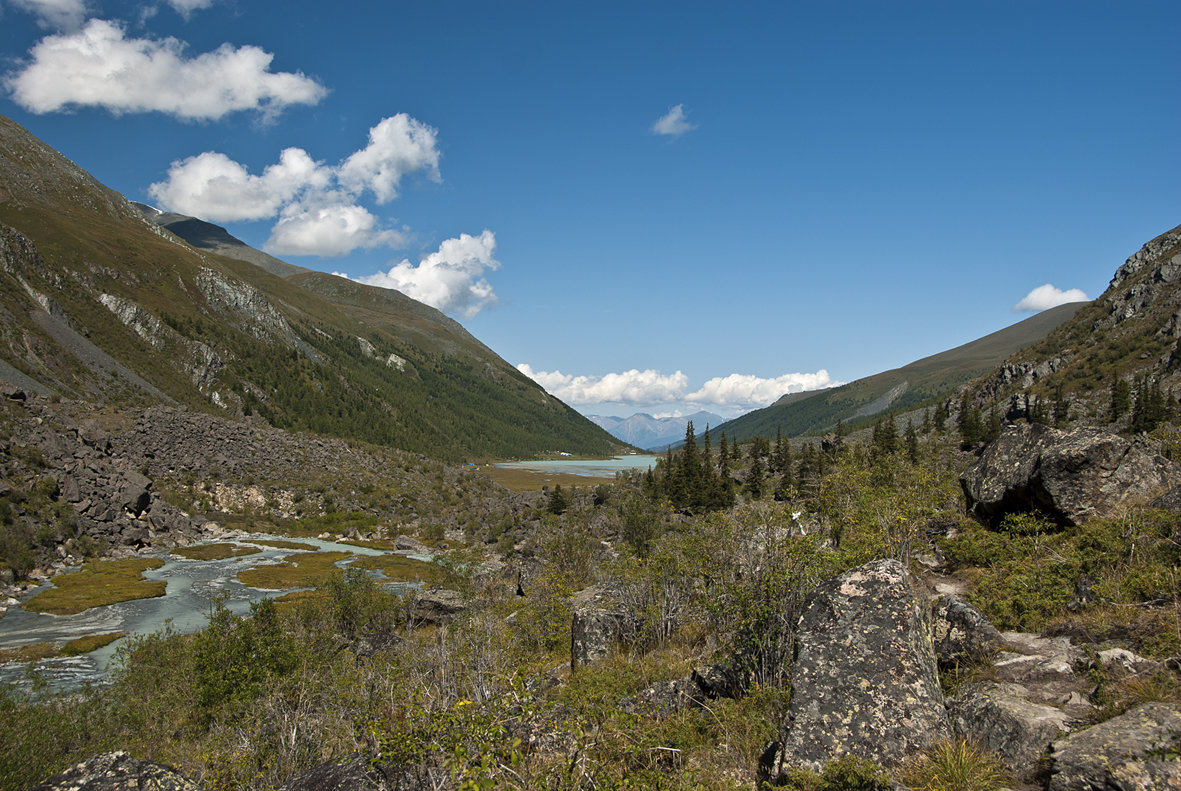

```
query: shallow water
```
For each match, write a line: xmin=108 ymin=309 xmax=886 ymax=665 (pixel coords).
xmin=493 ymin=455 xmax=660 ymax=477
xmin=0 ymin=533 xmax=427 ymax=693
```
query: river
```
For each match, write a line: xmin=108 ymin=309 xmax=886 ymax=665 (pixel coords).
xmin=493 ymin=455 xmax=661 ymax=477
xmin=0 ymin=533 xmax=427 ymax=693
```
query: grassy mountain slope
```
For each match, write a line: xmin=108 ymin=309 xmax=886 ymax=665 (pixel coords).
xmin=717 ymin=301 xmax=1086 ymax=441
xmin=0 ymin=115 xmax=620 ymax=461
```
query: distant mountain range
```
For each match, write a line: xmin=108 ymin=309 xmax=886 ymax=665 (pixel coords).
xmin=0 ymin=116 xmax=622 ymax=461
xmin=587 ymin=410 xmax=727 ymax=451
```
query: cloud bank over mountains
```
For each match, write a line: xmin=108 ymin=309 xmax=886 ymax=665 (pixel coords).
xmin=516 ymin=364 xmax=836 ymax=416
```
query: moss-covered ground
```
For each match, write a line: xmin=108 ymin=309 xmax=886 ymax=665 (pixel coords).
xmin=170 ymin=544 xmax=262 ymax=561
xmin=22 ymin=559 xmax=167 ymax=615
xmin=236 ymin=551 xmax=352 ymax=590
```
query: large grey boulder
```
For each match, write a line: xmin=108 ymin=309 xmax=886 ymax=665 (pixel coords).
xmin=948 ymin=681 xmax=1073 ymax=782
xmin=31 ymin=751 xmax=203 ymax=790
xmin=1048 ymin=702 xmax=1181 ymax=791
xmin=961 ymin=423 xmax=1180 ymax=526
xmin=570 ymin=584 xmax=626 ymax=670
xmin=767 ymin=559 xmax=950 ymax=778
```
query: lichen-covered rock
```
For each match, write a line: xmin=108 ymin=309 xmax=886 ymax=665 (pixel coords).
xmin=961 ymin=423 xmax=1180 ymax=527
xmin=1048 ymin=702 xmax=1181 ymax=791
xmin=931 ymin=594 xmax=1003 ymax=670
xmin=768 ymin=559 xmax=949 ymax=778
xmin=947 ymin=681 xmax=1073 ymax=781
xmin=30 ymin=751 xmax=203 ymax=790
xmin=570 ymin=584 xmax=625 ymax=670
xmin=278 ymin=755 xmax=390 ymax=791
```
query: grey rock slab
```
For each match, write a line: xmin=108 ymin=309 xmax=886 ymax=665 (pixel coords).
xmin=948 ymin=681 xmax=1074 ymax=782
xmin=1049 ymin=702 xmax=1181 ymax=791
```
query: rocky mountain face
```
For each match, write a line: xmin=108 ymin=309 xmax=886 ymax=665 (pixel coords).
xmin=970 ymin=222 xmax=1181 ymax=414
xmin=586 ymin=410 xmax=725 ymax=450
xmin=0 ymin=116 xmax=619 ymax=461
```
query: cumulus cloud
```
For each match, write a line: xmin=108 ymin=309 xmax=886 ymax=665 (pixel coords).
xmin=339 ymin=115 xmax=441 ymax=204
xmin=268 ymin=202 xmax=405 ymax=258
xmin=5 ymin=19 xmax=326 ymax=120
xmin=651 ymin=104 xmax=696 ymax=137
xmin=1013 ymin=284 xmax=1089 ymax=313
xmin=687 ymin=372 xmax=836 ymax=411
xmin=148 ymin=147 xmax=331 ymax=221
xmin=147 ymin=114 xmax=440 ymax=257
xmin=9 ymin=0 xmax=89 ymax=30
xmin=516 ymin=365 xmax=836 ymax=414
xmin=516 ymin=366 xmax=689 ymax=406
xmin=352 ymin=231 xmax=500 ymax=318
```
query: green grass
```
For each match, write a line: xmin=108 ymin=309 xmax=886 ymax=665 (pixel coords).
xmin=236 ymin=551 xmax=353 ymax=590
xmin=170 ymin=543 xmax=262 ymax=560
xmin=23 ymin=558 xmax=166 ymax=615
xmin=349 ymin=553 xmax=448 ymax=584
xmin=62 ymin=632 xmax=125 ymax=656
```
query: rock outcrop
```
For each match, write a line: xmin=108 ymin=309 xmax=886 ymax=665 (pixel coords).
xmin=961 ymin=423 xmax=1180 ymax=526
xmin=30 ymin=751 xmax=203 ymax=791
xmin=931 ymin=594 xmax=1004 ymax=670
xmin=767 ymin=559 xmax=949 ymax=777
xmin=1048 ymin=702 xmax=1181 ymax=791
xmin=410 ymin=587 xmax=466 ymax=625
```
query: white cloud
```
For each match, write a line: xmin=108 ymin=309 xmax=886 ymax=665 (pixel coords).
xmin=352 ymin=231 xmax=500 ymax=318
xmin=338 ymin=114 xmax=441 ymax=204
xmin=1013 ymin=284 xmax=1089 ymax=313
xmin=267 ymin=202 xmax=405 ymax=257
xmin=517 ymin=366 xmax=689 ymax=405
xmin=5 ymin=19 xmax=326 ymax=120
xmin=148 ymin=147 xmax=331 ymax=221
xmin=687 ymin=372 xmax=836 ymax=411
xmin=164 ymin=0 xmax=215 ymax=18
xmin=9 ymin=0 xmax=89 ymax=30
xmin=148 ymin=115 xmax=441 ymax=257
xmin=651 ymin=103 xmax=697 ymax=137
xmin=516 ymin=365 xmax=836 ymax=414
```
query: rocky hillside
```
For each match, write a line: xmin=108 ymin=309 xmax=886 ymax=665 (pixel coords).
xmin=0 ymin=116 xmax=621 ymax=461
xmin=968 ymin=222 xmax=1181 ymax=421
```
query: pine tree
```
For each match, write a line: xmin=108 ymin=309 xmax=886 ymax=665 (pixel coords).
xmin=747 ymin=454 xmax=765 ymax=500
xmin=1109 ymin=375 xmax=1131 ymax=423
xmin=904 ymin=421 xmax=920 ymax=464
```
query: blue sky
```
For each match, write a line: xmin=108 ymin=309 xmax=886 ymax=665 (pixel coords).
xmin=1 ymin=1 xmax=1178 ymax=419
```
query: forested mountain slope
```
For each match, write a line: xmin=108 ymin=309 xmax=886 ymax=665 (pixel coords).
xmin=0 ymin=116 xmax=619 ymax=461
